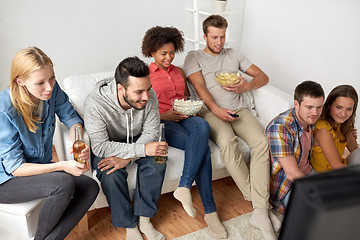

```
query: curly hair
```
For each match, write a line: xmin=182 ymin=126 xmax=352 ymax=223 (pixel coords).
xmin=142 ymin=26 xmax=184 ymax=57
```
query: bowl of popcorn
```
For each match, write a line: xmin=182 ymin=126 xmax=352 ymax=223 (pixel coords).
xmin=171 ymin=96 xmax=204 ymax=116
xmin=215 ymin=70 xmax=243 ymax=86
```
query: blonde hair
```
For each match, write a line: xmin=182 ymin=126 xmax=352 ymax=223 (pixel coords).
xmin=10 ymin=47 xmax=53 ymax=133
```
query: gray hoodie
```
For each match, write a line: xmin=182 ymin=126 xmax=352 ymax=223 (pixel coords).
xmin=84 ymin=77 xmax=160 ymax=160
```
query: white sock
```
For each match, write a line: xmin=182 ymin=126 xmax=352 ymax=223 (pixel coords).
xmin=249 ymin=208 xmax=276 ymax=240
xmin=138 ymin=216 xmax=165 ymax=240
xmin=126 ymin=225 xmax=143 ymax=240
xmin=204 ymin=212 xmax=228 ymax=239
xmin=173 ymin=187 xmax=196 ymax=217
xmin=269 ymin=209 xmax=282 ymax=232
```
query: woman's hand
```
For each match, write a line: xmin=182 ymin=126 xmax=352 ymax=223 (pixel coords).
xmin=62 ymin=160 xmax=89 ymax=176
xmin=160 ymin=107 xmax=189 ymax=122
xmin=79 ymin=144 xmax=90 ymax=166
xmin=69 ymin=143 xmax=90 ymax=168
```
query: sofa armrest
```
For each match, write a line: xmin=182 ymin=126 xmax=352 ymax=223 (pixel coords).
xmin=53 ymin=117 xmax=66 ymax=162
xmin=253 ymin=84 xmax=293 ymax=125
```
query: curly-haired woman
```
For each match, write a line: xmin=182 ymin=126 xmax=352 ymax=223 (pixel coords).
xmin=142 ymin=26 xmax=227 ymax=239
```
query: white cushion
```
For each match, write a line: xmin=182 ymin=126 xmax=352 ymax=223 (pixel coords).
xmin=63 ymin=72 xmax=114 ymax=117
xmin=0 ymin=198 xmax=44 ymax=216
xmin=0 ymin=198 xmax=44 ymax=239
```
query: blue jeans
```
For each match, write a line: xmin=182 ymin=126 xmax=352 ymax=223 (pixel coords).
xmin=92 ymin=155 xmax=166 ymax=228
xmin=162 ymin=117 xmax=216 ymax=213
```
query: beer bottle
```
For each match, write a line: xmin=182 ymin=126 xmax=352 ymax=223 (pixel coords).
xmin=73 ymin=126 xmax=86 ymax=165
xmin=155 ymin=123 xmax=166 ymax=164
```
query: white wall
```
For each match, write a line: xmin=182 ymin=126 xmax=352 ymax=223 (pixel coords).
xmin=0 ymin=0 xmax=190 ymax=90
xmin=3 ymin=0 xmax=358 ymax=129
xmin=240 ymin=0 xmax=360 ymax=130
xmin=0 ymin=0 xmax=244 ymax=91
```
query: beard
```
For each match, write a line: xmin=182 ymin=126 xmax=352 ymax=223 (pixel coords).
xmin=298 ymin=112 xmax=319 ymax=127
xmin=123 ymin=94 xmax=146 ymax=110
xmin=208 ymin=45 xmax=222 ymax=54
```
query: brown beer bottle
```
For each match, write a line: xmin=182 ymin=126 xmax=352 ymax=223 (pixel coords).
xmin=73 ymin=126 xmax=86 ymax=165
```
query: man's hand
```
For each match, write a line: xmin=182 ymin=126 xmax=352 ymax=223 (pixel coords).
xmin=278 ymin=156 xmax=306 ymax=182
xmin=352 ymin=128 xmax=358 ymax=139
xmin=145 ymin=142 xmax=168 ymax=157
xmin=161 ymin=108 xmax=189 ymax=122
xmin=212 ymin=106 xmax=238 ymax=122
xmin=222 ymin=75 xmax=248 ymax=93
xmin=97 ymin=157 xmax=131 ymax=175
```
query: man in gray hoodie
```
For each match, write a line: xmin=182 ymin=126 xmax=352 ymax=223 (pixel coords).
xmin=84 ymin=56 xmax=167 ymax=240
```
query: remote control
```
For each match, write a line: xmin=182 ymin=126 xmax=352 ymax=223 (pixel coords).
xmin=229 ymin=113 xmax=239 ymax=118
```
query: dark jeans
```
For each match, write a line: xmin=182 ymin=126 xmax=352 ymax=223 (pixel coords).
xmin=162 ymin=116 xmax=217 ymax=214
xmin=0 ymin=172 xmax=99 ymax=240
xmin=92 ymin=155 xmax=166 ymax=228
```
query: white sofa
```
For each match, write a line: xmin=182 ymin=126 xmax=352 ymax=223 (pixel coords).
xmin=0 ymin=198 xmax=44 ymax=240
xmin=52 ymin=71 xmax=293 ymax=228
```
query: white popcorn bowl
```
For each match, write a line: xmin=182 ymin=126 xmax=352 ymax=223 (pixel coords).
xmin=171 ymin=96 xmax=204 ymax=116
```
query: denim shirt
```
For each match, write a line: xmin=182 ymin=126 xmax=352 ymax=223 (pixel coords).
xmin=0 ymin=82 xmax=83 ymax=184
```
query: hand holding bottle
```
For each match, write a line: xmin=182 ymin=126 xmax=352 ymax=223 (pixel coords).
xmin=155 ymin=123 xmax=167 ymax=163
xmin=72 ymin=125 xmax=89 ymax=166
xmin=145 ymin=142 xmax=168 ymax=158
xmin=145 ymin=123 xmax=168 ymax=163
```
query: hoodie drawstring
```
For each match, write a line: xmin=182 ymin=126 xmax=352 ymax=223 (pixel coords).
xmin=125 ymin=109 xmax=134 ymax=144
xmin=130 ymin=109 xmax=134 ymax=143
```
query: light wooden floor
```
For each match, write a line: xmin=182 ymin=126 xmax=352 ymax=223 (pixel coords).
xmin=65 ymin=177 xmax=253 ymax=240
xmin=52 ymin=147 xmax=254 ymax=240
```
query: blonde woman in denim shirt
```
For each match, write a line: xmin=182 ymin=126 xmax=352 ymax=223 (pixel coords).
xmin=0 ymin=47 xmax=99 ymax=240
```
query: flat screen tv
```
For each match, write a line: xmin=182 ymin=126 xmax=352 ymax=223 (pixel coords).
xmin=278 ymin=164 xmax=360 ymax=240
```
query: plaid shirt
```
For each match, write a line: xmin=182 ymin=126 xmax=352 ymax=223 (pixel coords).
xmin=265 ymin=108 xmax=314 ymax=213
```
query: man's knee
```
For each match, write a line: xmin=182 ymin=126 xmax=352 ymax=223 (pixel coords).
xmin=139 ymin=156 xmax=166 ymax=177
xmin=251 ymin=135 xmax=269 ymax=155
xmin=217 ymin=136 xmax=244 ymax=165
xmin=99 ymin=169 xmax=127 ymax=188
xmin=217 ymin=135 xmax=238 ymax=151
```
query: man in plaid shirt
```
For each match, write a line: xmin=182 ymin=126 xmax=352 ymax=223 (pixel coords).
xmin=266 ymin=81 xmax=324 ymax=213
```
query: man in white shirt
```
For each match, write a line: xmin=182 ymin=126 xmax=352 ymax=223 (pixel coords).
xmin=183 ymin=15 xmax=279 ymax=240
